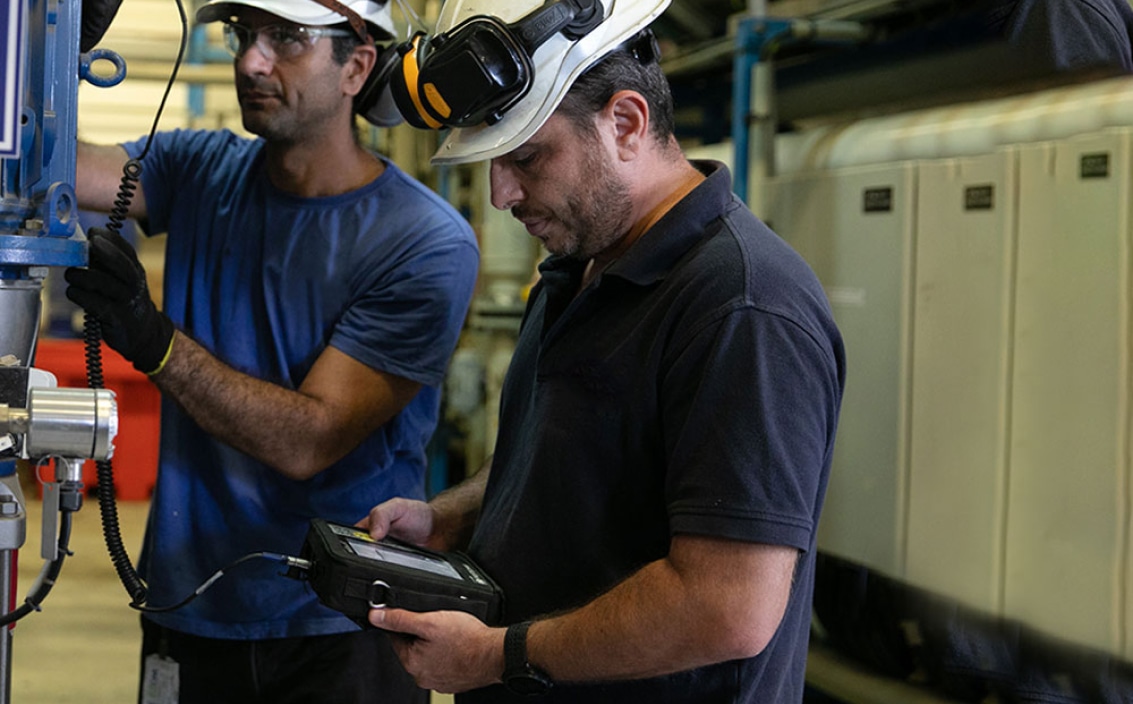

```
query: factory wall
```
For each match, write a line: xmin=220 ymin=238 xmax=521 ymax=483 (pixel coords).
xmin=696 ymin=75 xmax=1133 ymax=700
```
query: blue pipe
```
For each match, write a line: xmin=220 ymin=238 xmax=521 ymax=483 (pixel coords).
xmin=187 ymin=25 xmax=231 ymax=120
xmin=730 ymin=17 xmax=868 ymax=204
xmin=730 ymin=17 xmax=792 ymax=205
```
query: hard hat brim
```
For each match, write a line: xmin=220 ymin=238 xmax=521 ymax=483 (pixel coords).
xmin=196 ymin=0 xmax=395 ymax=40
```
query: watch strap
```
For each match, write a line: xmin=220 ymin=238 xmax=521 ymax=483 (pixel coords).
xmin=503 ymin=620 xmax=553 ymax=695
xmin=504 ymin=620 xmax=534 ymax=674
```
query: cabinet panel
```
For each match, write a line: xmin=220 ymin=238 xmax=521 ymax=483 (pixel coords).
xmin=1008 ymin=132 xmax=1132 ymax=655
xmin=766 ymin=164 xmax=916 ymax=578
xmin=906 ymin=152 xmax=1017 ymax=613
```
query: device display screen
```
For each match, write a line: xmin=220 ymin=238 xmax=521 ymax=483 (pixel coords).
xmin=344 ymin=537 xmax=464 ymax=581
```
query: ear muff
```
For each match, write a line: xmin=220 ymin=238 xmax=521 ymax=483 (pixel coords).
xmin=392 ymin=21 xmax=533 ymax=129
xmin=385 ymin=0 xmax=607 ymax=131
xmin=387 ymin=33 xmax=448 ymax=129
xmin=355 ymin=42 xmax=405 ymax=127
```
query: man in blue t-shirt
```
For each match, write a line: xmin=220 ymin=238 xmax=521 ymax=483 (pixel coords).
xmin=65 ymin=0 xmax=479 ymax=702
xmin=356 ymin=0 xmax=844 ymax=701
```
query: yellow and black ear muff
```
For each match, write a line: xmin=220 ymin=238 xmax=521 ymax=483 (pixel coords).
xmin=388 ymin=32 xmax=450 ymax=129
xmin=387 ymin=0 xmax=606 ymax=130
xmin=405 ymin=18 xmax=534 ymax=128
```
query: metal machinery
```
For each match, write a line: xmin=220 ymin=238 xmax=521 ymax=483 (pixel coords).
xmin=0 ymin=0 xmax=121 ymax=700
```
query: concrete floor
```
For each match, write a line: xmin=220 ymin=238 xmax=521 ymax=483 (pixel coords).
xmin=6 ymin=498 xmax=454 ymax=704
xmin=10 ymin=497 xmax=145 ymax=704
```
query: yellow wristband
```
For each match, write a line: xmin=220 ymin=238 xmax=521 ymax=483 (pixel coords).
xmin=146 ymin=334 xmax=176 ymax=377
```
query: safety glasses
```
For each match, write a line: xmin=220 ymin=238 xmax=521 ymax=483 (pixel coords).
xmin=222 ymin=22 xmax=354 ymax=62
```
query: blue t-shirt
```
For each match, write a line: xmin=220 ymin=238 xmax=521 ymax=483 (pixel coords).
xmin=123 ymin=129 xmax=479 ymax=639
xmin=462 ymin=161 xmax=844 ymax=703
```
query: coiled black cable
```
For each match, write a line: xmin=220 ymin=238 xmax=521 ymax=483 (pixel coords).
xmin=82 ymin=0 xmax=188 ymax=609
xmin=85 ymin=158 xmax=145 ymax=604
xmin=105 ymin=158 xmax=141 ymax=235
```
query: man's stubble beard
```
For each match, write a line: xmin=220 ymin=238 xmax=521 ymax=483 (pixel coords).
xmin=561 ymin=146 xmax=634 ymax=261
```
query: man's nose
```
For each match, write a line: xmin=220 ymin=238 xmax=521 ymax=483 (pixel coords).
xmin=489 ymin=161 xmax=522 ymax=211
xmin=235 ymin=35 xmax=274 ymax=74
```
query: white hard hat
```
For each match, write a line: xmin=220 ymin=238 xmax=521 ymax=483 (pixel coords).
xmin=196 ymin=0 xmax=395 ymax=40
xmin=429 ymin=0 xmax=670 ymax=165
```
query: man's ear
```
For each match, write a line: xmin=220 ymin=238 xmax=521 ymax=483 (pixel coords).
xmin=605 ymin=90 xmax=650 ymax=161
xmin=343 ymin=43 xmax=378 ymax=98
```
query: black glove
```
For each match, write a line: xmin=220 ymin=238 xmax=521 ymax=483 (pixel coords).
xmin=80 ymin=0 xmax=123 ymax=53
xmin=65 ymin=227 xmax=174 ymax=375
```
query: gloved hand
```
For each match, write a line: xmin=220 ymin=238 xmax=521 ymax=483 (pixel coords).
xmin=64 ymin=227 xmax=174 ymax=375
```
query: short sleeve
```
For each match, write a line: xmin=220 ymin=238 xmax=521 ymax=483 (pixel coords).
xmin=663 ymin=304 xmax=842 ymax=551
xmin=330 ymin=230 xmax=479 ymax=386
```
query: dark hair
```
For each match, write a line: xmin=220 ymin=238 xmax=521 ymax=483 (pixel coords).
xmin=330 ymin=28 xmax=365 ymax=65
xmin=555 ymin=30 xmax=675 ymax=145
xmin=327 ymin=26 xmax=368 ymax=135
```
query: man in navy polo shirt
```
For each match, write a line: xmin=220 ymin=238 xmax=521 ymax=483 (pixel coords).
xmin=359 ymin=0 xmax=845 ymax=700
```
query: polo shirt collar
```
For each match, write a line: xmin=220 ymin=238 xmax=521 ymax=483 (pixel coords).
xmin=537 ymin=159 xmax=736 ymax=289
xmin=605 ymin=160 xmax=735 ymax=287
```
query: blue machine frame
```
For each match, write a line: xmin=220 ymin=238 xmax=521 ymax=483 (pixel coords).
xmin=0 ymin=0 xmax=123 ymax=274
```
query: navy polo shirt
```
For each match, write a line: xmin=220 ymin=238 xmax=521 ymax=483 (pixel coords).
xmin=462 ymin=161 xmax=845 ymax=704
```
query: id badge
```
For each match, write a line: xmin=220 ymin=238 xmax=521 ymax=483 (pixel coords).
xmin=141 ymin=653 xmax=179 ymax=704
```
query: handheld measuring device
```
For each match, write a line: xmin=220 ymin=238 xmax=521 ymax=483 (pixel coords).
xmin=293 ymin=518 xmax=504 ymax=626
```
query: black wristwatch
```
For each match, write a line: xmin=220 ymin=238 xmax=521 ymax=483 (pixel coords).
xmin=503 ymin=620 xmax=553 ymax=696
